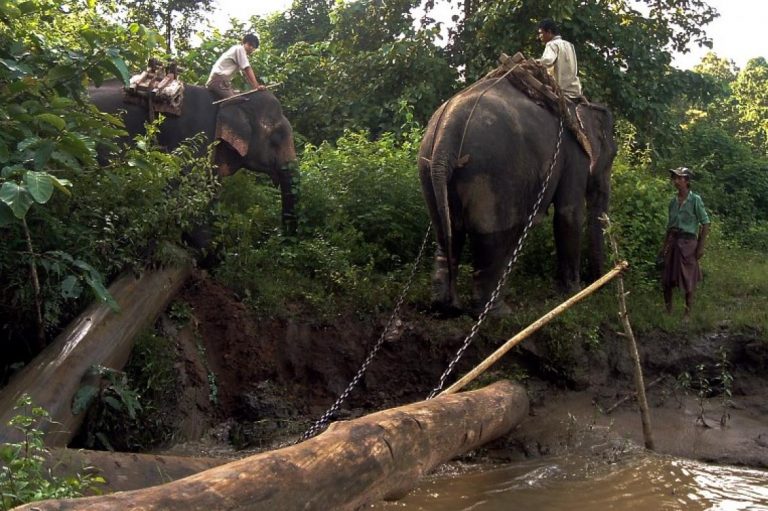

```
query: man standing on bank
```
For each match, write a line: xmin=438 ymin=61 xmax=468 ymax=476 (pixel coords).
xmin=536 ymin=18 xmax=583 ymax=100
xmin=206 ymin=33 xmax=265 ymax=100
xmin=661 ymin=166 xmax=711 ymax=318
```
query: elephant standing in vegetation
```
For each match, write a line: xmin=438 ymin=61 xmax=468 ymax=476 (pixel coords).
xmin=419 ymin=78 xmax=617 ymax=314
xmin=89 ymin=81 xmax=297 ymax=229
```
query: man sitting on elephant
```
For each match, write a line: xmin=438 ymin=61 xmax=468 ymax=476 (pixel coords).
xmin=535 ymin=19 xmax=583 ymax=100
xmin=206 ymin=33 xmax=266 ymax=100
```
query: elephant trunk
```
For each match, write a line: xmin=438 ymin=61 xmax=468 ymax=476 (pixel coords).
xmin=277 ymin=160 xmax=299 ymax=235
xmin=430 ymin=158 xmax=456 ymax=303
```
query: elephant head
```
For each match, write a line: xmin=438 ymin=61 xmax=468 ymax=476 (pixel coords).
xmin=213 ymin=91 xmax=298 ymax=230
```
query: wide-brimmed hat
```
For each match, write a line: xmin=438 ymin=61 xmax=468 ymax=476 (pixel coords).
xmin=669 ymin=166 xmax=692 ymax=178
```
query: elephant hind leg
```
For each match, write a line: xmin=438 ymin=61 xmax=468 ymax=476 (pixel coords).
xmin=469 ymin=229 xmax=518 ymax=317
xmin=431 ymin=236 xmax=464 ymax=315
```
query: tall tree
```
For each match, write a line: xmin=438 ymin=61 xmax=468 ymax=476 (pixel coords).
xmin=732 ymin=58 xmax=768 ymax=157
xmin=115 ymin=0 xmax=214 ymax=53
xmin=444 ymin=0 xmax=718 ymax=148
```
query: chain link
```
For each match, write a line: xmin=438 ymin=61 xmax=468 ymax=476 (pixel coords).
xmin=428 ymin=118 xmax=565 ymax=399
xmin=299 ymin=224 xmax=433 ymax=441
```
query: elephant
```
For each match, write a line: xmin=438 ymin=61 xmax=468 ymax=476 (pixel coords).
xmin=89 ymin=80 xmax=297 ymax=230
xmin=419 ymin=77 xmax=617 ymax=315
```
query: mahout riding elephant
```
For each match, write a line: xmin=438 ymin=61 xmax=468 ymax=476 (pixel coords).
xmin=419 ymin=78 xmax=617 ymax=315
xmin=89 ymin=80 xmax=297 ymax=230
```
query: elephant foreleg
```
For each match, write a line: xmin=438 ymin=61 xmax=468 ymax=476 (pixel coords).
xmin=469 ymin=229 xmax=515 ymax=316
xmin=586 ymin=181 xmax=609 ymax=282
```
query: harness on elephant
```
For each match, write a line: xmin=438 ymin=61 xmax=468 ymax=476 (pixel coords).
xmin=485 ymin=52 xmax=603 ymax=173
xmin=123 ymin=58 xmax=185 ymax=120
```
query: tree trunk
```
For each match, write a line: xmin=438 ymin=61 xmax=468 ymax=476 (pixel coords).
xmin=13 ymin=380 xmax=528 ymax=511
xmin=0 ymin=265 xmax=191 ymax=447
xmin=45 ymin=448 xmax=228 ymax=494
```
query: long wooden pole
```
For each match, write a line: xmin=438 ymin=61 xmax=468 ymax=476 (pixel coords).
xmin=440 ymin=260 xmax=629 ymax=396
xmin=211 ymin=82 xmax=283 ymax=105
xmin=601 ymin=214 xmax=655 ymax=450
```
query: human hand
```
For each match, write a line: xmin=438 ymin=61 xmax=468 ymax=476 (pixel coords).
xmin=695 ymin=248 xmax=704 ymax=260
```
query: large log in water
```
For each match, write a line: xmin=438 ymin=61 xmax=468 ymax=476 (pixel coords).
xmin=0 ymin=266 xmax=190 ymax=447
xmin=13 ymin=380 xmax=528 ymax=511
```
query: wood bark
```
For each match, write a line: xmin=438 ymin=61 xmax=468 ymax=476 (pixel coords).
xmin=13 ymin=380 xmax=528 ymax=511
xmin=0 ymin=266 xmax=190 ymax=447
xmin=45 ymin=448 xmax=228 ymax=494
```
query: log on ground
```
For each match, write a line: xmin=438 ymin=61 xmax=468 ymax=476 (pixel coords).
xmin=14 ymin=380 xmax=528 ymax=511
xmin=45 ymin=448 xmax=229 ymax=494
xmin=0 ymin=266 xmax=191 ymax=447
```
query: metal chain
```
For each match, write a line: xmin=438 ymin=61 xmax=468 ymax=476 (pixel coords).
xmin=300 ymin=224 xmax=433 ymax=441
xmin=428 ymin=118 xmax=565 ymax=399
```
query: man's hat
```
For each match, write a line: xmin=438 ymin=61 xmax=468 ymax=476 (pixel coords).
xmin=669 ymin=166 xmax=692 ymax=178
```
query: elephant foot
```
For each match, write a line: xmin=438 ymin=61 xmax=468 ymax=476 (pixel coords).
xmin=557 ymin=280 xmax=582 ymax=296
xmin=430 ymin=300 xmax=463 ymax=318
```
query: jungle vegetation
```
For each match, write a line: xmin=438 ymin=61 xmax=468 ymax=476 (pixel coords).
xmin=1 ymin=0 xmax=767 ymax=381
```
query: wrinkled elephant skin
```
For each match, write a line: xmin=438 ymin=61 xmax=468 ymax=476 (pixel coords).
xmin=419 ymin=81 xmax=617 ymax=314
xmin=89 ymin=81 xmax=297 ymax=228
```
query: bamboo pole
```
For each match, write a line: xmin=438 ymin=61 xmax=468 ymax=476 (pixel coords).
xmin=601 ymin=214 xmax=655 ymax=450
xmin=440 ymin=260 xmax=629 ymax=396
xmin=211 ymin=82 xmax=283 ymax=105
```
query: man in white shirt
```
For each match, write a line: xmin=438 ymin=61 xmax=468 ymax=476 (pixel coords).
xmin=536 ymin=19 xmax=583 ymax=100
xmin=206 ymin=33 xmax=265 ymax=99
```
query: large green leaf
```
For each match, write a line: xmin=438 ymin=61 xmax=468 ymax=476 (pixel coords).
xmin=24 ymin=171 xmax=54 ymax=204
xmin=35 ymin=113 xmax=66 ymax=131
xmin=105 ymin=55 xmax=131 ymax=85
xmin=72 ymin=385 xmax=99 ymax=415
xmin=33 ymin=139 xmax=54 ymax=169
xmin=47 ymin=64 xmax=75 ymax=83
xmin=0 ymin=181 xmax=34 ymax=218
xmin=61 ymin=275 xmax=83 ymax=299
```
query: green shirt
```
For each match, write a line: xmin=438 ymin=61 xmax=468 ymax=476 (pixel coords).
xmin=667 ymin=191 xmax=710 ymax=236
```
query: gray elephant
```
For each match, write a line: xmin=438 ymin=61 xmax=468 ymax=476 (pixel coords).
xmin=419 ymin=78 xmax=617 ymax=315
xmin=89 ymin=80 xmax=297 ymax=230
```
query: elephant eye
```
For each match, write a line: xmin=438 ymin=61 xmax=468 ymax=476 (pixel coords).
xmin=269 ymin=125 xmax=287 ymax=146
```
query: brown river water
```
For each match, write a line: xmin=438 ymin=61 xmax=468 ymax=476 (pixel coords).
xmin=370 ymin=453 xmax=768 ymax=510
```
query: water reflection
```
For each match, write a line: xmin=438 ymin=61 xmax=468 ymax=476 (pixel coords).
xmin=370 ymin=455 xmax=768 ymax=511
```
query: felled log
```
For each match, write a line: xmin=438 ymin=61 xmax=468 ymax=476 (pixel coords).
xmin=0 ymin=266 xmax=190 ymax=447
xmin=45 ymin=448 xmax=228 ymax=494
xmin=14 ymin=380 xmax=528 ymax=511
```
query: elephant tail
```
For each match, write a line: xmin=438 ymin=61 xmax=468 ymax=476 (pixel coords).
xmin=421 ymin=107 xmax=460 ymax=300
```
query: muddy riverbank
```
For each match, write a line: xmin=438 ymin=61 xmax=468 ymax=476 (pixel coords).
xmin=77 ymin=270 xmax=768 ymax=477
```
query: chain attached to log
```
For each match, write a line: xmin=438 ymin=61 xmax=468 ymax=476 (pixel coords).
xmin=299 ymin=224 xmax=433 ymax=441
xmin=428 ymin=117 xmax=565 ymax=399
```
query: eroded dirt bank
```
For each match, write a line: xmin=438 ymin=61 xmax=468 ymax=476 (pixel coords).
xmin=118 ymin=271 xmax=768 ymax=470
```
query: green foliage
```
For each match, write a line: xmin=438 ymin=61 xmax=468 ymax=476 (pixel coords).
xmin=608 ymin=156 xmax=669 ymax=285
xmin=0 ymin=395 xmax=104 ymax=510
xmin=73 ymin=365 xmax=142 ymax=451
xmin=213 ymin=124 xmax=430 ymax=317
xmin=449 ymin=0 xmax=717 ymax=148
xmin=72 ymin=331 xmax=186 ymax=453
xmin=731 ymin=58 xmax=768 ymax=157
xmin=112 ymin=0 xmax=214 ymax=52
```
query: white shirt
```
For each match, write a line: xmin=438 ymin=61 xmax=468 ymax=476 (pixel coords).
xmin=206 ymin=44 xmax=251 ymax=85
xmin=539 ymin=36 xmax=582 ymax=99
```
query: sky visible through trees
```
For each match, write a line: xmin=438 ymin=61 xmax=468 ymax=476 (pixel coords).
xmin=211 ymin=0 xmax=766 ymax=69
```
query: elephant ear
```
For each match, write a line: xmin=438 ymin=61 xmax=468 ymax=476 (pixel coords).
xmin=215 ymin=104 xmax=251 ymax=158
